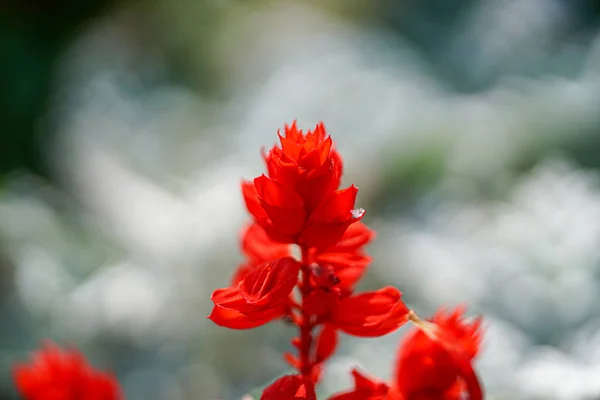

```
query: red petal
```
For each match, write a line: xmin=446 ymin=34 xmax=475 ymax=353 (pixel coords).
xmin=208 ymin=304 xmax=284 ymax=329
xmin=231 ymin=261 xmax=255 ymax=286
xmin=330 ymin=149 xmax=343 ymax=191
xmin=254 ymin=175 xmax=307 ymax=235
xmin=279 ymin=132 xmax=303 ymax=161
xmin=331 ymin=287 xmax=410 ymax=337
xmin=242 ymin=180 xmax=268 ymax=222
xmin=241 ymin=223 xmax=290 ymax=263
xmin=351 ymin=369 xmax=389 ymax=393
xmin=239 ymin=257 xmax=300 ymax=307
xmin=211 ymin=286 xmax=285 ymax=317
xmin=254 ymin=175 xmax=304 ymax=209
xmin=261 ymin=375 xmax=316 ymax=400
xmin=260 ymin=200 xmax=307 ymax=236
xmin=325 ymin=222 xmax=375 ymax=253
xmin=315 ymin=325 xmax=338 ymax=363
xmin=265 ymin=146 xmax=302 ymax=183
xmin=308 ymin=186 xmax=358 ymax=224
xmin=300 ymin=218 xmax=362 ymax=251
xmin=327 ymin=369 xmax=390 ymax=400
xmin=296 ymin=158 xmax=339 ymax=211
xmin=297 ymin=136 xmax=332 ymax=170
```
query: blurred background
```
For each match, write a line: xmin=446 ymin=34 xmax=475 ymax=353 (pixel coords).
xmin=3 ymin=0 xmax=600 ymax=398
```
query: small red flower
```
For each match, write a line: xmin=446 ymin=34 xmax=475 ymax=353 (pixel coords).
xmin=208 ymin=257 xmax=300 ymax=329
xmin=264 ymin=121 xmax=343 ymax=211
xmin=13 ymin=342 xmax=122 ymax=400
xmin=327 ymin=307 xmax=484 ymax=400
xmin=394 ymin=307 xmax=483 ymax=400
xmin=261 ymin=374 xmax=317 ymax=400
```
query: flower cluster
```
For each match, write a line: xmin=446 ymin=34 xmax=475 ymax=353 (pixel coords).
xmin=329 ymin=307 xmax=483 ymax=400
xmin=208 ymin=122 xmax=485 ymax=399
xmin=10 ymin=121 xmax=485 ymax=400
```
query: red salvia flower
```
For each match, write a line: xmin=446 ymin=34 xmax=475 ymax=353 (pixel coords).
xmin=208 ymin=121 xmax=486 ymax=398
xmin=261 ymin=375 xmax=317 ymax=400
xmin=13 ymin=342 xmax=122 ymax=400
xmin=394 ymin=307 xmax=483 ymax=400
xmin=328 ymin=307 xmax=483 ymax=400
xmin=208 ymin=257 xmax=301 ymax=329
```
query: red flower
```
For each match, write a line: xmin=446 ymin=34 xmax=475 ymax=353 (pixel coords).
xmin=13 ymin=342 xmax=122 ymax=400
xmin=243 ymin=123 xmax=363 ymax=249
xmin=208 ymin=257 xmax=300 ymax=329
xmin=327 ymin=307 xmax=484 ymax=400
xmin=264 ymin=121 xmax=343 ymax=211
xmin=261 ymin=375 xmax=316 ymax=400
xmin=394 ymin=307 xmax=483 ymax=400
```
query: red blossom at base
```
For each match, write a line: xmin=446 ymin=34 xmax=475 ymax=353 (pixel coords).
xmin=13 ymin=342 xmax=122 ymax=400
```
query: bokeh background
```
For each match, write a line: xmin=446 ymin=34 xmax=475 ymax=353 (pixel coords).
xmin=3 ymin=0 xmax=600 ymax=398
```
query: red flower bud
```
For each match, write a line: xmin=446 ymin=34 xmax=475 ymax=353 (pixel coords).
xmin=264 ymin=122 xmax=343 ymax=211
